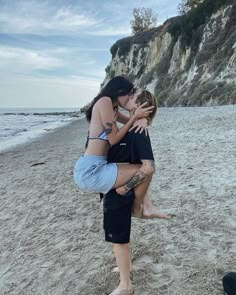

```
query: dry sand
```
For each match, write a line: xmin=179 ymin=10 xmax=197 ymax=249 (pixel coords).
xmin=0 ymin=106 xmax=236 ymax=295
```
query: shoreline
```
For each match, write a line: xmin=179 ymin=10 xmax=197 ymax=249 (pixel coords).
xmin=0 ymin=115 xmax=85 ymax=154
xmin=0 ymin=106 xmax=236 ymax=294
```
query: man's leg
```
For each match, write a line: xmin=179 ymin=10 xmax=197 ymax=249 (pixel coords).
xmin=127 ymin=243 xmax=133 ymax=272
xmin=111 ymin=243 xmax=133 ymax=295
xmin=112 ymin=243 xmax=133 ymax=273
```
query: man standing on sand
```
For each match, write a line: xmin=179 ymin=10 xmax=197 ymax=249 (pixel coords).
xmin=103 ymin=90 xmax=171 ymax=295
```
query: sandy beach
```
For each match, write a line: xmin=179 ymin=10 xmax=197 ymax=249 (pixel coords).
xmin=0 ymin=106 xmax=236 ymax=295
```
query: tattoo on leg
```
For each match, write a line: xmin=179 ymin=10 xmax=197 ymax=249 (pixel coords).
xmin=124 ymin=170 xmax=149 ymax=191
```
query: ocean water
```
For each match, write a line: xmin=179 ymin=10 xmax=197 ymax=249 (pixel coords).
xmin=0 ymin=108 xmax=83 ymax=152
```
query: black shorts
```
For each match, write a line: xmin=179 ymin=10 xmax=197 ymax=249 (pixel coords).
xmin=103 ymin=189 xmax=134 ymax=244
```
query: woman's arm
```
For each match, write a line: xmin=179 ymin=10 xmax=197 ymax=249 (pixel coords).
xmin=116 ymin=111 xmax=130 ymax=124
xmin=117 ymin=110 xmax=149 ymax=135
xmin=99 ymin=97 xmax=153 ymax=145
xmin=116 ymin=160 xmax=155 ymax=195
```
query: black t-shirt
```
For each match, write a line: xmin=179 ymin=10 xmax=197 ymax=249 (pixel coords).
xmin=108 ymin=130 xmax=154 ymax=164
xmin=104 ymin=130 xmax=154 ymax=209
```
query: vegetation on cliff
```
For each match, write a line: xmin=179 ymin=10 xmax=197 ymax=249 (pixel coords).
xmin=107 ymin=0 xmax=236 ymax=106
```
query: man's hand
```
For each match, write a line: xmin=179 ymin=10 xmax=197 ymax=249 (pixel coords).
xmin=129 ymin=118 xmax=148 ymax=135
xmin=116 ymin=186 xmax=129 ymax=195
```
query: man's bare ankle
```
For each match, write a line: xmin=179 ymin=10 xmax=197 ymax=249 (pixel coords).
xmin=119 ymin=282 xmax=133 ymax=290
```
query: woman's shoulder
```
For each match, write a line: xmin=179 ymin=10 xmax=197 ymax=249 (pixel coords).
xmin=95 ymin=96 xmax=112 ymax=107
xmin=99 ymin=96 xmax=112 ymax=103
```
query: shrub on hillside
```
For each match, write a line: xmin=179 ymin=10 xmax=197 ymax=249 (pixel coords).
xmin=110 ymin=27 xmax=161 ymax=58
xmin=168 ymin=0 xmax=233 ymax=49
xmin=130 ymin=8 xmax=157 ymax=34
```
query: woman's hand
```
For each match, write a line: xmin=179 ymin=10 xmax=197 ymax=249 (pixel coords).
xmin=116 ymin=186 xmax=129 ymax=195
xmin=133 ymin=102 xmax=154 ymax=120
xmin=129 ymin=118 xmax=148 ymax=135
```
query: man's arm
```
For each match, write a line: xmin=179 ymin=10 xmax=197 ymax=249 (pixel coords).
xmin=117 ymin=110 xmax=149 ymax=134
xmin=116 ymin=159 xmax=155 ymax=195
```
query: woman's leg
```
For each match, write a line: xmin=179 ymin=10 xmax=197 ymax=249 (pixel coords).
xmin=112 ymin=163 xmax=141 ymax=188
xmin=133 ymin=176 xmax=171 ymax=219
xmin=113 ymin=164 xmax=169 ymax=218
xmin=113 ymin=163 xmax=148 ymax=216
xmin=142 ymin=193 xmax=171 ymax=219
xmin=132 ymin=174 xmax=151 ymax=216
xmin=111 ymin=243 xmax=133 ymax=294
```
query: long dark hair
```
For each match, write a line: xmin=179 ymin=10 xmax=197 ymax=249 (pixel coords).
xmin=86 ymin=76 xmax=134 ymax=122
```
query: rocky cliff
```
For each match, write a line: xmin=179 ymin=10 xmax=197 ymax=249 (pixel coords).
xmin=104 ymin=0 xmax=236 ymax=106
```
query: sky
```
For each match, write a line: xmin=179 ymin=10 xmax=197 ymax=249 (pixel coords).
xmin=0 ymin=0 xmax=180 ymax=108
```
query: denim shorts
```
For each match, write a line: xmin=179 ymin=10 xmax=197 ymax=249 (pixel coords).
xmin=73 ymin=155 xmax=118 ymax=194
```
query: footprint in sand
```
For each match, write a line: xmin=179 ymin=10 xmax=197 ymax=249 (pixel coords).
xmin=152 ymin=261 xmax=184 ymax=293
xmin=119 ymin=253 xmax=182 ymax=292
xmin=151 ymin=264 xmax=174 ymax=289
xmin=134 ymin=254 xmax=154 ymax=265
xmin=131 ymin=254 xmax=155 ymax=270
xmin=119 ymin=254 xmax=155 ymax=273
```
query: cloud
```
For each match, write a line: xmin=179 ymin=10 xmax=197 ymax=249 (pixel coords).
xmin=0 ymin=45 xmax=107 ymax=78
xmin=86 ymin=26 xmax=131 ymax=36
xmin=0 ymin=0 xmax=180 ymax=37
xmin=0 ymin=0 xmax=180 ymax=108
xmin=0 ymin=0 xmax=132 ymax=36
xmin=0 ymin=74 xmax=101 ymax=108
xmin=0 ymin=1 xmax=98 ymax=35
xmin=0 ymin=46 xmax=64 ymax=72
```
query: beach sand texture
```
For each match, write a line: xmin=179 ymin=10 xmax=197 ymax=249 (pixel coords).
xmin=0 ymin=106 xmax=235 ymax=295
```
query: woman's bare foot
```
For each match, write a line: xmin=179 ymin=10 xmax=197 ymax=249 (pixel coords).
xmin=142 ymin=206 xmax=173 ymax=219
xmin=132 ymin=203 xmax=143 ymax=218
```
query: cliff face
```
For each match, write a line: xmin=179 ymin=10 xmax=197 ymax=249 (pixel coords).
xmin=104 ymin=0 xmax=236 ymax=106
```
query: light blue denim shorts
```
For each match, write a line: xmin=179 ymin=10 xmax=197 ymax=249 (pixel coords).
xmin=73 ymin=155 xmax=118 ymax=194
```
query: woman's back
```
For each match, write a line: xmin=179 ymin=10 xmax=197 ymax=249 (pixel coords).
xmin=85 ymin=97 xmax=114 ymax=156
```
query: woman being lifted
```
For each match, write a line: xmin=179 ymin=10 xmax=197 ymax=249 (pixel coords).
xmin=74 ymin=76 xmax=156 ymax=216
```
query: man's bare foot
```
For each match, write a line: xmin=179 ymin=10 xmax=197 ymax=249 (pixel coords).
xmin=112 ymin=265 xmax=133 ymax=273
xmin=109 ymin=286 xmax=134 ymax=295
xmin=142 ymin=207 xmax=175 ymax=219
